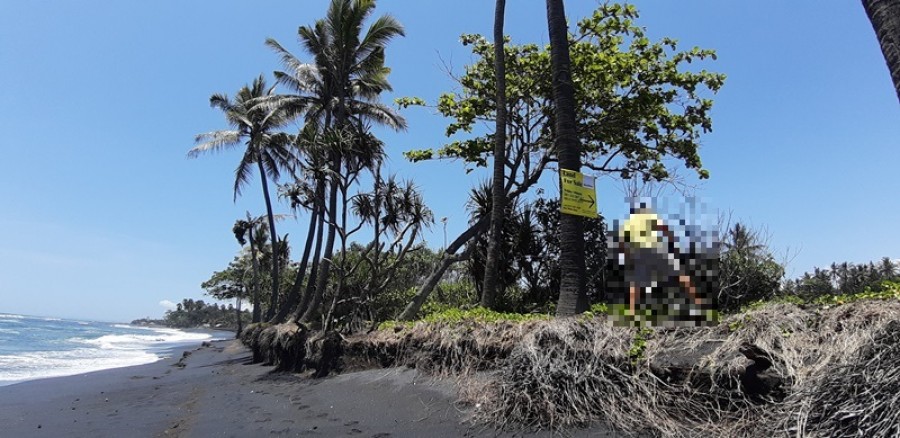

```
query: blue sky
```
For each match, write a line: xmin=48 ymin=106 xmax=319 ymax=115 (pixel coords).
xmin=1 ymin=1 xmax=897 ymax=322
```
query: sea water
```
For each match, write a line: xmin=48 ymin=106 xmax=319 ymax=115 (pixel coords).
xmin=0 ymin=313 xmax=231 ymax=386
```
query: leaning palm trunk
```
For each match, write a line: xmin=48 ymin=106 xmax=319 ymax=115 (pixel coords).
xmin=293 ymin=189 xmax=326 ymax=322
xmin=301 ymin=162 xmax=340 ymax=324
xmin=400 ymin=217 xmax=490 ymax=320
xmin=481 ymin=0 xmax=508 ymax=310
xmin=863 ymin=0 xmax=900 ymax=103
xmin=272 ymin=187 xmax=321 ymax=323
xmin=258 ymin=159 xmax=281 ymax=321
xmin=546 ymin=0 xmax=588 ymax=316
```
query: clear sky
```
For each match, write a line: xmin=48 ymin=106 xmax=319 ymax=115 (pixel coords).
xmin=1 ymin=1 xmax=897 ymax=322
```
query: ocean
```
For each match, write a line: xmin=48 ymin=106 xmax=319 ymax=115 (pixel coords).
xmin=0 ymin=313 xmax=231 ymax=386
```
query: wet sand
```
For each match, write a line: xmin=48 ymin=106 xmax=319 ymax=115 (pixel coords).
xmin=0 ymin=340 xmax=620 ymax=437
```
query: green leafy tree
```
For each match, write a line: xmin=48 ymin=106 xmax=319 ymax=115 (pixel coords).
xmin=400 ymin=3 xmax=724 ymax=317
xmin=718 ymin=222 xmax=784 ymax=312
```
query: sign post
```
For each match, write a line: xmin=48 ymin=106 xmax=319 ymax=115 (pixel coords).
xmin=560 ymin=169 xmax=598 ymax=218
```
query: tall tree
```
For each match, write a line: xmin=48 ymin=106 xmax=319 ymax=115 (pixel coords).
xmin=233 ymin=215 xmax=266 ymax=322
xmin=272 ymin=124 xmax=328 ymax=323
xmin=265 ymin=0 xmax=406 ymax=325
xmin=400 ymin=4 xmax=723 ymax=318
xmin=546 ymin=0 xmax=588 ymax=316
xmin=862 ymin=0 xmax=900 ymax=103
xmin=189 ymin=75 xmax=295 ymax=321
xmin=481 ymin=0 xmax=508 ymax=309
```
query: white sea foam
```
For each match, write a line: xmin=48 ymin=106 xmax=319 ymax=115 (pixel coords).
xmin=0 ymin=348 xmax=159 ymax=385
xmin=0 ymin=314 xmax=24 ymax=319
xmin=72 ymin=328 xmax=213 ymax=351
xmin=0 ymin=325 xmax=219 ymax=386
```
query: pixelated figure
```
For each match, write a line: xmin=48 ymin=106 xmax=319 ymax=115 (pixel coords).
xmin=609 ymin=199 xmax=718 ymax=327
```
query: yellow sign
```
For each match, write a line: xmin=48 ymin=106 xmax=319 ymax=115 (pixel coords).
xmin=560 ymin=169 xmax=598 ymax=218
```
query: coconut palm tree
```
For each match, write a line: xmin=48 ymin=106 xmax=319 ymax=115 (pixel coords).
xmin=233 ymin=214 xmax=266 ymax=323
xmin=481 ymin=0 xmax=508 ymax=310
xmin=272 ymin=123 xmax=329 ymax=323
xmin=862 ymin=0 xmax=900 ymax=102
xmin=545 ymin=0 xmax=588 ymax=316
xmin=189 ymin=75 xmax=295 ymax=322
xmin=266 ymin=0 xmax=407 ymax=324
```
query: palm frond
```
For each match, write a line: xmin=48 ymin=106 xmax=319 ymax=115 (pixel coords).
xmin=189 ymin=130 xmax=242 ymax=158
xmin=355 ymin=14 xmax=404 ymax=62
xmin=351 ymin=100 xmax=407 ymax=131
xmin=233 ymin=149 xmax=257 ymax=201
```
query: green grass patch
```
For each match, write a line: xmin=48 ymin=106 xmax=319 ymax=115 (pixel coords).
xmin=628 ymin=327 xmax=653 ymax=363
xmin=379 ymin=306 xmax=551 ymax=331
xmin=738 ymin=281 xmax=900 ymax=314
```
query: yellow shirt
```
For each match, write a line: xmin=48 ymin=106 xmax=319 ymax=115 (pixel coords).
xmin=620 ymin=212 xmax=661 ymax=249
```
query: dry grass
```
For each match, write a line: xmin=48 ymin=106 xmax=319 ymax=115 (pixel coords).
xmin=344 ymin=318 xmax=545 ymax=374
xmin=472 ymin=301 xmax=900 ymax=437
xmin=244 ymin=300 xmax=900 ymax=437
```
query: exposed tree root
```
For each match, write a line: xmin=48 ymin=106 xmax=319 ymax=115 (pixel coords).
xmin=242 ymin=301 xmax=900 ymax=437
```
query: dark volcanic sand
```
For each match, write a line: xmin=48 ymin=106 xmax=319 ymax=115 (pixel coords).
xmin=0 ymin=340 xmax=621 ymax=437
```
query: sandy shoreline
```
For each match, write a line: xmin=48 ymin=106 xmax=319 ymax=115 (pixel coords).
xmin=0 ymin=340 xmax=620 ymax=437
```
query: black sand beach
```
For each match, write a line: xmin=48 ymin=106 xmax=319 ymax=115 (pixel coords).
xmin=0 ymin=340 xmax=616 ymax=437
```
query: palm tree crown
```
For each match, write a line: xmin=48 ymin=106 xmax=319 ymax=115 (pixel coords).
xmin=189 ymin=75 xmax=296 ymax=200
xmin=265 ymin=0 xmax=407 ymax=130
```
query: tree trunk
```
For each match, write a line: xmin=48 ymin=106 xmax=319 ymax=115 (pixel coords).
xmin=272 ymin=186 xmax=321 ymax=323
xmin=399 ymin=217 xmax=490 ymax=320
xmin=481 ymin=0 xmax=508 ymax=310
xmin=291 ymin=184 xmax=326 ymax=322
xmin=862 ymin=0 xmax=900 ymax=103
xmin=257 ymin=159 xmax=280 ymax=321
xmin=546 ymin=0 xmax=588 ymax=316
xmin=324 ymin=174 xmax=352 ymax=332
xmin=235 ymin=296 xmax=243 ymax=338
xmin=248 ymin=228 xmax=262 ymax=324
xmin=301 ymin=161 xmax=340 ymax=324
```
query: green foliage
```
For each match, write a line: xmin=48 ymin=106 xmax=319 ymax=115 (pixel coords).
xmin=379 ymin=306 xmax=551 ymax=331
xmin=812 ymin=280 xmax=900 ymax=306
xmin=717 ymin=222 xmax=785 ymax=313
xmin=463 ymin=192 xmax=607 ymax=313
xmin=628 ymin=327 xmax=653 ymax=363
xmin=163 ymin=298 xmax=249 ymax=329
xmin=420 ymin=279 xmax=480 ymax=316
xmin=741 ymin=295 xmax=806 ymax=313
xmin=782 ymin=258 xmax=899 ymax=302
xmin=323 ymin=243 xmax=440 ymax=326
xmin=579 ymin=302 xmax=610 ymax=320
xmin=738 ymin=279 xmax=900 ymax=313
xmin=404 ymin=3 xmax=724 ymax=181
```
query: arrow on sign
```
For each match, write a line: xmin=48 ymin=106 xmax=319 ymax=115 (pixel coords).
xmin=588 ymin=195 xmax=595 ymax=208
